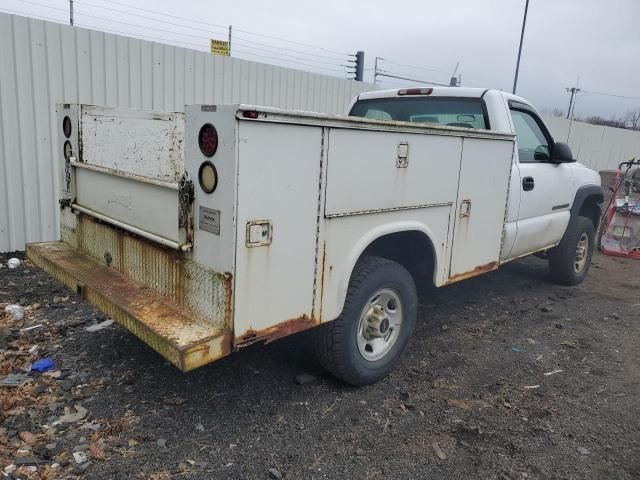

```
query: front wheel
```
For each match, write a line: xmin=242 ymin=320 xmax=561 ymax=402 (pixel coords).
xmin=314 ymin=256 xmax=417 ymax=386
xmin=548 ymin=216 xmax=595 ymax=286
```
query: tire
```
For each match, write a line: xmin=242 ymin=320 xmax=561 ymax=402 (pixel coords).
xmin=314 ymin=256 xmax=417 ymax=386
xmin=548 ymin=216 xmax=595 ymax=286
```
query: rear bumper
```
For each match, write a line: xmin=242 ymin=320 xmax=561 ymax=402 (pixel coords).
xmin=27 ymin=241 xmax=232 ymax=371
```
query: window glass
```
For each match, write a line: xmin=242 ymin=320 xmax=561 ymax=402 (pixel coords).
xmin=510 ymin=110 xmax=551 ymax=162
xmin=349 ymin=97 xmax=487 ymax=129
xmin=363 ymin=109 xmax=392 ymax=121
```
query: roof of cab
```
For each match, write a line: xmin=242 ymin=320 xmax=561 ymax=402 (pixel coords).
xmin=353 ymin=87 xmax=536 ymax=111
xmin=356 ymin=87 xmax=490 ymax=100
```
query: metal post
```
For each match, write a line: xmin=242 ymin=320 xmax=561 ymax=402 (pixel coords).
xmin=228 ymin=25 xmax=232 ymax=56
xmin=512 ymin=0 xmax=530 ymax=94
xmin=69 ymin=0 xmax=74 ymax=26
xmin=374 ymin=57 xmax=381 ymax=84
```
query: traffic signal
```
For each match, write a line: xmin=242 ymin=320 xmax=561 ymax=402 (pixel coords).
xmin=354 ymin=51 xmax=364 ymax=81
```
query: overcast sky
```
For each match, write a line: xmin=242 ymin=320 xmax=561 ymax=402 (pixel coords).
xmin=4 ymin=0 xmax=640 ymax=119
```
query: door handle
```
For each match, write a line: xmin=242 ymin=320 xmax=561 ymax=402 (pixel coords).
xmin=522 ymin=176 xmax=535 ymax=191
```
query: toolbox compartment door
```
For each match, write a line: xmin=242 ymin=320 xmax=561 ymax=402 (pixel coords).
xmin=67 ymin=105 xmax=190 ymax=250
xmin=447 ymin=137 xmax=514 ymax=281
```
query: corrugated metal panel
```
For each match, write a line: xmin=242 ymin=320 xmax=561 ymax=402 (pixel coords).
xmin=542 ymin=115 xmax=640 ymax=173
xmin=0 ymin=13 xmax=374 ymax=251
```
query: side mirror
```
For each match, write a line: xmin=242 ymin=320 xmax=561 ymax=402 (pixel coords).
xmin=550 ymin=142 xmax=575 ymax=163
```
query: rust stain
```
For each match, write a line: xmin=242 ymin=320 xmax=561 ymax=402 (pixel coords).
xmin=318 ymin=241 xmax=327 ymax=322
xmin=26 ymin=241 xmax=232 ymax=373
xmin=234 ymin=314 xmax=318 ymax=348
xmin=444 ymin=260 xmax=499 ymax=285
xmin=222 ymin=271 xmax=233 ymax=329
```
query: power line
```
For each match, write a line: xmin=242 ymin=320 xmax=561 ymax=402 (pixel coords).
xmin=17 ymin=0 xmax=353 ymax=65
xmin=76 ymin=8 xmax=346 ymax=63
xmin=376 ymin=70 xmax=451 ymax=87
xmin=581 ymin=90 xmax=640 ymax=101
xmin=74 ymin=8 xmax=213 ymax=41
xmin=75 ymin=22 xmax=208 ymax=49
xmin=72 ymin=10 xmax=346 ymax=70
xmin=74 ymin=0 xmax=227 ymax=35
xmin=10 ymin=0 xmax=355 ymax=77
xmin=232 ymin=49 xmax=347 ymax=74
xmin=84 ymin=0 xmax=353 ymax=56
xmin=88 ymin=0 xmax=228 ymax=29
xmin=229 ymin=39 xmax=346 ymax=66
xmin=73 ymin=21 xmax=347 ymax=77
xmin=72 ymin=0 xmax=349 ymax=63
xmin=8 ymin=0 xmax=349 ymax=74
xmin=378 ymin=58 xmax=451 ymax=76
xmin=232 ymin=28 xmax=352 ymax=57
xmin=229 ymin=34 xmax=347 ymax=62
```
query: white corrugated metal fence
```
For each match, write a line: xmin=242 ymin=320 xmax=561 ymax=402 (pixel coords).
xmin=0 ymin=13 xmax=373 ymax=252
xmin=542 ymin=115 xmax=640 ymax=173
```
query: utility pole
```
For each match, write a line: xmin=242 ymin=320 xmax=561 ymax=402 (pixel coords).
xmin=565 ymin=86 xmax=581 ymax=120
xmin=69 ymin=0 xmax=74 ymax=26
xmin=228 ymin=25 xmax=232 ymax=56
xmin=449 ymin=61 xmax=460 ymax=87
xmin=374 ymin=57 xmax=382 ymax=84
xmin=512 ymin=0 xmax=530 ymax=94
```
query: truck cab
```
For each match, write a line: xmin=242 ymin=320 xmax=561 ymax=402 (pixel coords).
xmin=349 ymin=87 xmax=603 ymax=277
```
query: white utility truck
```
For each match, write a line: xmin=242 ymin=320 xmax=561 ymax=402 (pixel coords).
xmin=27 ymin=87 xmax=603 ymax=385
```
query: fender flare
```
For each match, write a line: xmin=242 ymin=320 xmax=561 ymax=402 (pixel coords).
xmin=330 ymin=222 xmax=440 ymax=320
xmin=570 ymin=185 xmax=604 ymax=223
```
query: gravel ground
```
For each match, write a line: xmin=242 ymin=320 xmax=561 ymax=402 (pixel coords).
xmin=1 ymin=250 xmax=639 ymax=480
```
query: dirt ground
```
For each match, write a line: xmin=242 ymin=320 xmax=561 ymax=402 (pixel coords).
xmin=1 ymin=250 xmax=638 ymax=480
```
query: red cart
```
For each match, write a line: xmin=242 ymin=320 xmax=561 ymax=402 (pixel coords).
xmin=600 ymin=159 xmax=640 ymax=259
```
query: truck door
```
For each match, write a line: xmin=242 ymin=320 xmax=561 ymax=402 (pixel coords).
xmin=448 ymin=137 xmax=514 ymax=281
xmin=507 ymin=105 xmax=574 ymax=259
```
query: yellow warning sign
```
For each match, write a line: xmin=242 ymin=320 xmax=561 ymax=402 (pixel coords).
xmin=210 ymin=39 xmax=230 ymax=56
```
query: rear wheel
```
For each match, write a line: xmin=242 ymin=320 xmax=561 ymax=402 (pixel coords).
xmin=314 ymin=256 xmax=417 ymax=386
xmin=548 ymin=216 xmax=595 ymax=285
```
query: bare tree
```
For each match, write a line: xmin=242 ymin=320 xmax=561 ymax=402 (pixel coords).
xmin=541 ymin=107 xmax=565 ymax=118
xmin=583 ymin=115 xmax=627 ymax=129
xmin=625 ymin=108 xmax=640 ymax=130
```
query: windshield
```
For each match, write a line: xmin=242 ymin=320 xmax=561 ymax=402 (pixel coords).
xmin=349 ymin=97 xmax=488 ymax=129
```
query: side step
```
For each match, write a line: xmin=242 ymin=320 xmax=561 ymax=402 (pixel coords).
xmin=26 ymin=242 xmax=231 ymax=372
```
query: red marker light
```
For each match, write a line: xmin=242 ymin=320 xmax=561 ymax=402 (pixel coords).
xmin=63 ymin=116 xmax=72 ymax=138
xmin=198 ymin=123 xmax=218 ymax=157
xmin=398 ymin=88 xmax=433 ymax=96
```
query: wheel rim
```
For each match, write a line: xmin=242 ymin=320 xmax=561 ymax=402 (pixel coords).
xmin=574 ymin=232 xmax=590 ymax=273
xmin=356 ymin=288 xmax=403 ymax=362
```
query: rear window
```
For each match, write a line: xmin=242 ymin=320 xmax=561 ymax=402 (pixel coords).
xmin=349 ymin=97 xmax=488 ymax=129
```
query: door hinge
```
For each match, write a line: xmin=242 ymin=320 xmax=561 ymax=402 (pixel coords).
xmin=178 ymin=172 xmax=195 ymax=231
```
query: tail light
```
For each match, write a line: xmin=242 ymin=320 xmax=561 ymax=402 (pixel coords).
xmin=198 ymin=123 xmax=218 ymax=157
xmin=198 ymin=161 xmax=218 ymax=194
xmin=63 ymin=116 xmax=72 ymax=138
